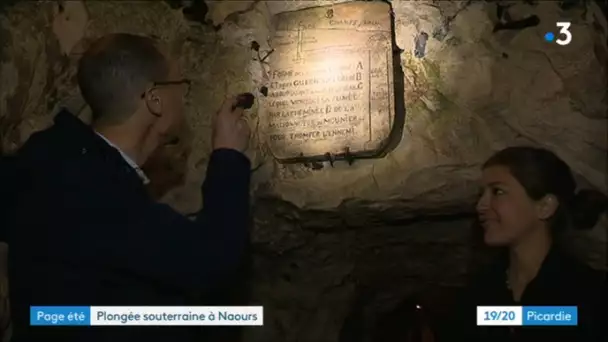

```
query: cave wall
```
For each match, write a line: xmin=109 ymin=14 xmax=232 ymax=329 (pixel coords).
xmin=0 ymin=1 xmax=606 ymax=342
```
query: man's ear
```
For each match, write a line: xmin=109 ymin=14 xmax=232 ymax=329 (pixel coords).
xmin=144 ymin=88 xmax=163 ymax=117
xmin=537 ymin=194 xmax=559 ymax=220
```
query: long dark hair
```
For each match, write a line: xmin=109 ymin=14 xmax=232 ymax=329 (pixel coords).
xmin=483 ymin=146 xmax=608 ymax=231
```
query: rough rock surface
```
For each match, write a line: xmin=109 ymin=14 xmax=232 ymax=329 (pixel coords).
xmin=1 ymin=1 xmax=606 ymax=342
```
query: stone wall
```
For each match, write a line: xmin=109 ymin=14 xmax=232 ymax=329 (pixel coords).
xmin=1 ymin=1 xmax=606 ymax=341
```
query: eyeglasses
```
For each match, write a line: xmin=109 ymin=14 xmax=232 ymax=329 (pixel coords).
xmin=141 ymin=79 xmax=192 ymax=99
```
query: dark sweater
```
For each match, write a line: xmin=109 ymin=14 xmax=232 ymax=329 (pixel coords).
xmin=3 ymin=110 xmax=251 ymax=342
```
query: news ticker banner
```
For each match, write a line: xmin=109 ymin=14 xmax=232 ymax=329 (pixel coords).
xmin=31 ymin=305 xmax=575 ymax=327
xmin=477 ymin=306 xmax=577 ymax=326
xmin=31 ymin=306 xmax=263 ymax=326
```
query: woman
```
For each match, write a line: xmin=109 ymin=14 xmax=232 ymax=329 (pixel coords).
xmin=457 ymin=146 xmax=607 ymax=341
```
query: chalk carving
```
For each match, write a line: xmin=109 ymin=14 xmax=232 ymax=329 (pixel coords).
xmin=263 ymin=1 xmax=396 ymax=162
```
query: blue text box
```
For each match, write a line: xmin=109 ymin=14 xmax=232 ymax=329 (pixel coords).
xmin=30 ymin=306 xmax=91 ymax=326
xmin=522 ymin=306 xmax=577 ymax=326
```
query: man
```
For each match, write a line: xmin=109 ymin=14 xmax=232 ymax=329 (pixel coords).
xmin=6 ymin=33 xmax=251 ymax=341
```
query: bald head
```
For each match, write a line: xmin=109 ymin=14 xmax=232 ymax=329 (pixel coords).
xmin=77 ymin=33 xmax=169 ymax=125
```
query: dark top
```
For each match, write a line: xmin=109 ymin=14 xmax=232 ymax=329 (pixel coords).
xmin=455 ymin=248 xmax=607 ymax=342
xmin=3 ymin=110 xmax=251 ymax=342
xmin=0 ymin=154 xmax=17 ymax=241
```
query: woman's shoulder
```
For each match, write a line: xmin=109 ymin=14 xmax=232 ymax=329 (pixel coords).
xmin=540 ymin=250 xmax=606 ymax=315
xmin=551 ymin=251 xmax=605 ymax=288
xmin=466 ymin=249 xmax=605 ymax=298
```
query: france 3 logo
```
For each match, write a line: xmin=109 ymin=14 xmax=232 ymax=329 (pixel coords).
xmin=544 ymin=22 xmax=572 ymax=46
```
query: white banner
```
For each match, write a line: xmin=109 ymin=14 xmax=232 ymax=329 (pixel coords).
xmin=90 ymin=306 xmax=263 ymax=326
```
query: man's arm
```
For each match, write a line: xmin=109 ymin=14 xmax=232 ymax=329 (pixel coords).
xmin=68 ymin=96 xmax=252 ymax=295
xmin=192 ymin=147 xmax=251 ymax=285
xmin=0 ymin=155 xmax=18 ymax=242
xmin=117 ymin=95 xmax=252 ymax=294
xmin=134 ymin=148 xmax=251 ymax=293
xmin=70 ymin=148 xmax=251 ymax=295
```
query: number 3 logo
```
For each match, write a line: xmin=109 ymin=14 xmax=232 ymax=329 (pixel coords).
xmin=556 ymin=22 xmax=572 ymax=46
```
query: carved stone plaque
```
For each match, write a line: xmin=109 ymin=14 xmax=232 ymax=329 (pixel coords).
xmin=263 ymin=1 xmax=396 ymax=162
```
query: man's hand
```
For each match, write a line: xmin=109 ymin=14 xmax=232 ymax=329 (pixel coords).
xmin=212 ymin=96 xmax=251 ymax=153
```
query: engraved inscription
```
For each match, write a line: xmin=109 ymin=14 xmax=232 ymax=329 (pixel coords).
xmin=264 ymin=1 xmax=395 ymax=160
xmin=328 ymin=19 xmax=380 ymax=27
xmin=267 ymin=54 xmax=370 ymax=144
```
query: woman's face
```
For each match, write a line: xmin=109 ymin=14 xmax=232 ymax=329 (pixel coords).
xmin=476 ymin=166 xmax=542 ymax=246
